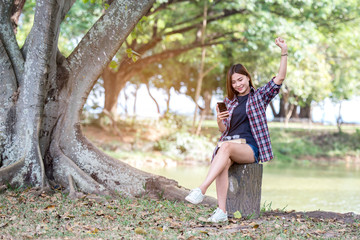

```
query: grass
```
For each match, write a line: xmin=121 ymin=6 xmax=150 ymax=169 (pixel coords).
xmin=1 ymin=188 xmax=359 ymax=239
xmin=0 ymin=188 xmax=360 ymax=239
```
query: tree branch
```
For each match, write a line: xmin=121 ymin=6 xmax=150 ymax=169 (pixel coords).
xmin=0 ymin=1 xmax=24 ymax=87
xmin=66 ymin=0 xmax=155 ymax=107
xmin=165 ymin=8 xmax=247 ymax=36
xmin=10 ymin=0 xmax=26 ymax=34
xmin=134 ymin=40 xmax=223 ymax=68
xmin=0 ymin=38 xmax=17 ymax=96
xmin=147 ymin=0 xmax=190 ymax=16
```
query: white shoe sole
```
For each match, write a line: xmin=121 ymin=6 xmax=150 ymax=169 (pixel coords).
xmin=185 ymin=196 xmax=202 ymax=205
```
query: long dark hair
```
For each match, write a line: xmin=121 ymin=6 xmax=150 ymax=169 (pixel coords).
xmin=226 ymin=64 xmax=255 ymax=100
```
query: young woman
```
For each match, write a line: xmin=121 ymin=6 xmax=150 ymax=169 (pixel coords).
xmin=185 ymin=37 xmax=287 ymax=222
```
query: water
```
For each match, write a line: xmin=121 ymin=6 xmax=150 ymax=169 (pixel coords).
xmin=138 ymin=162 xmax=360 ymax=214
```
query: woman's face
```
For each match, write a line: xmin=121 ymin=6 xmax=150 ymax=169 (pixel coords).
xmin=231 ymin=73 xmax=250 ymax=96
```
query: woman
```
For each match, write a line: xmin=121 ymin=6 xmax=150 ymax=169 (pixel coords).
xmin=185 ymin=37 xmax=287 ymax=222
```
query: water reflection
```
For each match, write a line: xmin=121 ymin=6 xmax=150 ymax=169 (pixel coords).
xmin=138 ymin=162 xmax=360 ymax=214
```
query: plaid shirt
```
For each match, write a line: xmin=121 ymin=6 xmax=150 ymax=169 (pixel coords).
xmin=212 ymin=78 xmax=282 ymax=163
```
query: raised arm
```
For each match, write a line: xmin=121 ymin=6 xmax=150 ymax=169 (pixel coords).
xmin=273 ymin=37 xmax=288 ymax=85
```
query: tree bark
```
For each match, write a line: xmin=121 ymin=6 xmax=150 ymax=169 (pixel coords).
xmin=195 ymin=90 xmax=212 ymax=135
xmin=145 ymin=82 xmax=160 ymax=115
xmin=226 ymin=163 xmax=263 ymax=218
xmin=299 ymin=100 xmax=312 ymax=120
xmin=165 ymin=87 xmax=171 ymax=114
xmin=278 ymin=96 xmax=286 ymax=119
xmin=269 ymin=101 xmax=279 ymax=118
xmin=192 ymin=0 xmax=207 ymax=132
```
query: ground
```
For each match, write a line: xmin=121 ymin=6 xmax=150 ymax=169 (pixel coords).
xmin=0 ymin=187 xmax=359 ymax=239
xmin=1 ymin=122 xmax=359 ymax=239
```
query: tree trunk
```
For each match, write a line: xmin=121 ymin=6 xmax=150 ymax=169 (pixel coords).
xmin=291 ymin=105 xmax=298 ymax=119
xmin=269 ymin=101 xmax=280 ymax=118
xmin=226 ymin=163 xmax=263 ymax=218
xmin=284 ymin=103 xmax=295 ymax=128
xmin=165 ymin=87 xmax=171 ymax=115
xmin=192 ymin=0 xmax=207 ymax=132
xmin=102 ymin=67 xmax=130 ymax=116
xmin=278 ymin=96 xmax=286 ymax=119
xmin=299 ymin=102 xmax=312 ymax=120
xmin=145 ymin=82 xmax=160 ymax=115
xmin=336 ymin=101 xmax=343 ymax=133
xmin=0 ymin=0 xmax=208 ymax=204
xmin=132 ymin=83 xmax=140 ymax=123
xmin=195 ymin=90 xmax=212 ymax=135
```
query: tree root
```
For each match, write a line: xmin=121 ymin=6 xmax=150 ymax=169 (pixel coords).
xmin=51 ymin=142 xmax=111 ymax=196
xmin=56 ymin=128 xmax=151 ymax=196
xmin=0 ymin=185 xmax=7 ymax=193
xmin=145 ymin=176 xmax=217 ymax=207
xmin=0 ymin=157 xmax=25 ymax=185
xmin=52 ymin=125 xmax=216 ymax=204
xmin=67 ymin=174 xmax=86 ymax=199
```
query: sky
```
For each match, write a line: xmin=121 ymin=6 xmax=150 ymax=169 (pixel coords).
xmin=87 ymin=84 xmax=360 ymax=125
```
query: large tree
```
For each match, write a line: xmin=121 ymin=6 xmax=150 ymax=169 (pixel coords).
xmin=0 ymin=0 xmax=216 ymax=203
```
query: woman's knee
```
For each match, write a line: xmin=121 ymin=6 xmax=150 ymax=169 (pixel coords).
xmin=218 ymin=142 xmax=233 ymax=155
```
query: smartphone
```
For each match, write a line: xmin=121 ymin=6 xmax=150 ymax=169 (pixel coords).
xmin=217 ymin=102 xmax=227 ymax=113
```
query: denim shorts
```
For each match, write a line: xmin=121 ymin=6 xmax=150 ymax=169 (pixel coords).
xmin=248 ymin=143 xmax=259 ymax=164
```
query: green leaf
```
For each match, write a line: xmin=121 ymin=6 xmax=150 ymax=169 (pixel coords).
xmin=233 ymin=211 xmax=242 ymax=219
xmin=109 ymin=61 xmax=118 ymax=69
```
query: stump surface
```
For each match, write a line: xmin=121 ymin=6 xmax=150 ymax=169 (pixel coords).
xmin=226 ymin=163 xmax=263 ymax=218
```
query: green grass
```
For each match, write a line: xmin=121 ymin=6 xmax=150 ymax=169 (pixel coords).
xmin=1 ymin=188 xmax=358 ymax=239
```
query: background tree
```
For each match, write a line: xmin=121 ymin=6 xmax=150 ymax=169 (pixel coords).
xmin=101 ymin=0 xmax=248 ymax=116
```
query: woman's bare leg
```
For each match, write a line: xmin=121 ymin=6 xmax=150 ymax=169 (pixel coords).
xmin=216 ymin=159 xmax=232 ymax=212
xmin=199 ymin=143 xmax=255 ymax=201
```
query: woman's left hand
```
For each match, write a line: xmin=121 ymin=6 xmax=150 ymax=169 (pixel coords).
xmin=275 ymin=37 xmax=287 ymax=53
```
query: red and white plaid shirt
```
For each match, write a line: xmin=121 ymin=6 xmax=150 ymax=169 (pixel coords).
xmin=212 ymin=78 xmax=282 ymax=163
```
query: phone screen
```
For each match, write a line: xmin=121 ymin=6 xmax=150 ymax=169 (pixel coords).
xmin=217 ymin=102 xmax=227 ymax=112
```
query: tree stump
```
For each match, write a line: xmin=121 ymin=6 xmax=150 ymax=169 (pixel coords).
xmin=226 ymin=163 xmax=263 ymax=218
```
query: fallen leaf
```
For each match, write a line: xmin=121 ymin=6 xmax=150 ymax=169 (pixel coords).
xmin=0 ymin=222 xmax=8 ymax=228
xmin=65 ymin=223 xmax=73 ymax=232
xmin=135 ymin=227 xmax=147 ymax=235
xmin=252 ymin=224 xmax=260 ymax=229
xmin=198 ymin=217 xmax=208 ymax=222
xmin=44 ymin=205 xmax=56 ymax=211
xmin=63 ymin=213 xmax=75 ymax=220
xmin=96 ymin=210 xmax=104 ymax=216
xmin=234 ymin=211 xmax=242 ymax=219
xmin=105 ymin=214 xmax=115 ymax=221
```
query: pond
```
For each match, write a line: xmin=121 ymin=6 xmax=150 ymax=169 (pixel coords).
xmin=138 ymin=161 xmax=360 ymax=214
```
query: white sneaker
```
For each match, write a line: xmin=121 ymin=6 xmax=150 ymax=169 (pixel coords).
xmin=207 ymin=208 xmax=228 ymax=223
xmin=185 ymin=188 xmax=204 ymax=204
